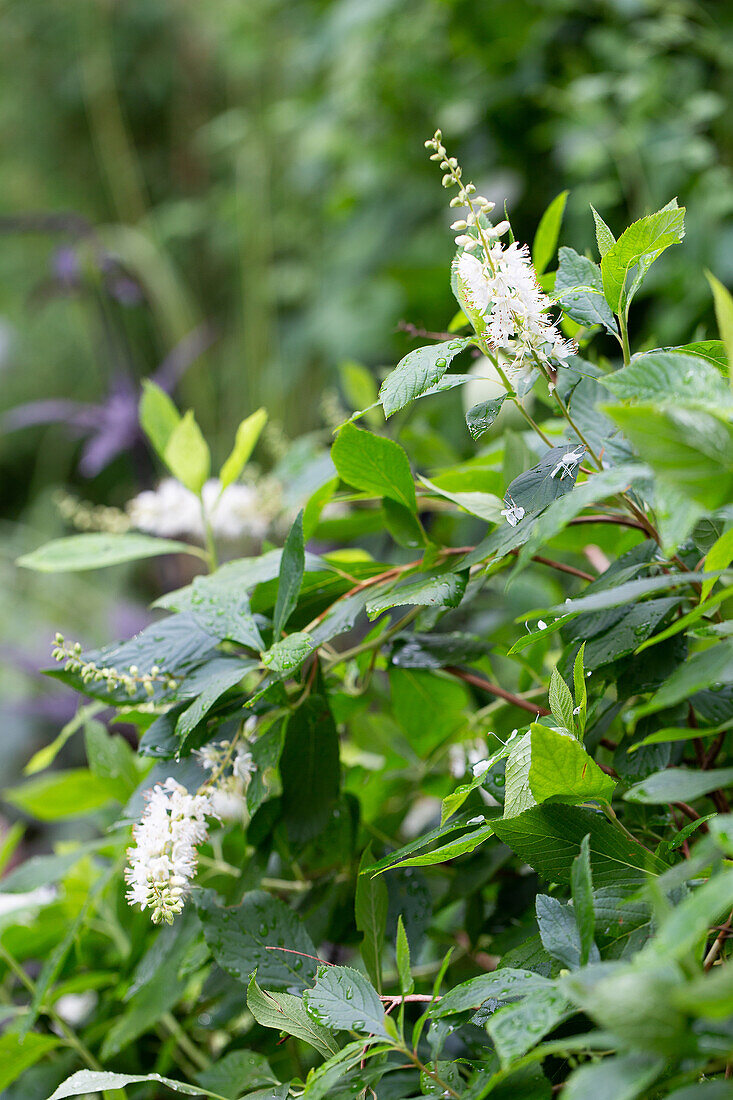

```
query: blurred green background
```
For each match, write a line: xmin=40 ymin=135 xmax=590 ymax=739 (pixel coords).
xmin=0 ymin=0 xmax=731 ymax=787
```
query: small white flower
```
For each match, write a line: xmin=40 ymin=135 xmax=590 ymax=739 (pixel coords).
xmin=537 ymin=620 xmax=547 ymax=630
xmin=472 ymin=759 xmax=490 ymax=778
xmin=125 ymin=778 xmax=215 ymax=924
xmin=127 ymin=477 xmax=278 ymax=545
xmin=501 ymin=500 xmax=526 ymax=527
xmin=573 ymin=705 xmax=582 ymax=715
xmin=550 ymin=448 xmax=585 ymax=480
xmin=467 ymin=815 xmax=486 ymax=826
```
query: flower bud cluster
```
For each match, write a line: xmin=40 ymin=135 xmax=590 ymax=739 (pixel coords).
xmin=425 ymin=131 xmax=575 ymax=377
xmin=52 ymin=633 xmax=178 ymax=696
xmin=125 ymin=778 xmax=215 ymax=924
xmin=54 ymin=491 xmax=130 ymax=534
xmin=196 ymin=736 xmax=257 ymax=821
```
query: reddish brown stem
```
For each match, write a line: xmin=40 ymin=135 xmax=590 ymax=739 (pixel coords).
xmin=444 ymin=666 xmax=550 ymax=716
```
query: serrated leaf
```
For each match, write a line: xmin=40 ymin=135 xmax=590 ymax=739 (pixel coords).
xmin=189 ymin=575 xmax=264 ymax=649
xmin=601 ymin=201 xmax=685 ymax=313
xmin=332 ymin=423 xmax=416 ymax=511
xmin=356 ymin=846 xmax=387 ymax=990
xmin=429 ymin=968 xmax=550 ymax=1018
xmin=702 ymin=528 xmax=733 ymax=601
xmin=505 ymin=445 xmax=584 ymax=517
xmin=174 ymin=660 xmax=249 ymax=742
xmin=554 ymin=247 xmax=617 ymax=333
xmin=601 ymin=351 xmax=730 ymax=409
xmin=591 ymin=205 xmax=615 ymax=257
xmin=247 ymin=974 xmax=339 ymax=1059
xmin=366 ymin=571 xmax=467 ymax=620
xmin=219 ymin=407 xmax=268 ymax=489
xmin=536 ymin=893 xmax=597 ymax=969
xmin=532 ymin=190 xmax=568 ymax=276
xmin=395 ymin=915 xmax=414 ymax=995
xmin=303 ymin=965 xmax=390 ymax=1038
xmin=379 ymin=338 xmax=471 ymax=417
xmin=164 ymin=409 xmax=211 ymax=494
xmin=18 ymin=532 xmax=200 ymax=572
xmin=528 ymin=723 xmax=616 ymax=806
xmin=273 ymin=509 xmax=305 ymax=639
xmin=139 ymin=379 xmax=181 ymax=459
xmin=47 ymin=1069 xmax=217 ymax=1100
xmin=488 ymin=985 xmax=572 ymax=1066
xmin=465 ymin=394 xmax=508 ymax=439
xmin=571 ymin=834 xmax=595 ymax=965
xmin=492 ymin=804 xmax=665 ymax=885
xmin=198 ymin=890 xmax=318 ymax=989
xmin=548 ymin=668 xmax=575 ymax=730
xmin=573 ymin=644 xmax=587 ymax=735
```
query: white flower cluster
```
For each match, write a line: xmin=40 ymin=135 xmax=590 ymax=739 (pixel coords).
xmin=125 ymin=778 xmax=214 ymax=924
xmin=425 ymin=130 xmax=574 ymax=378
xmin=127 ymin=477 xmax=278 ymax=544
xmin=195 ymin=739 xmax=257 ymax=821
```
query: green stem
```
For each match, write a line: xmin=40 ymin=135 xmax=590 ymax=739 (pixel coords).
xmin=324 ymin=608 xmax=421 ymax=670
xmin=200 ymin=498 xmax=219 ymax=572
xmin=398 ymin=1043 xmax=461 ymax=1099
xmin=619 ymin=309 xmax=632 ymax=366
xmin=0 ymin=944 xmax=102 ymax=1072
xmin=162 ymin=1011 xmax=210 ymax=1071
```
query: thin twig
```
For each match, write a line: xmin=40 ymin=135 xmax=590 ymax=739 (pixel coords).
xmin=444 ymin=666 xmax=550 ymax=716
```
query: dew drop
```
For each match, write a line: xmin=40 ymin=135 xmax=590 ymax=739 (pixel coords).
xmin=435 ymin=357 xmax=447 ymax=368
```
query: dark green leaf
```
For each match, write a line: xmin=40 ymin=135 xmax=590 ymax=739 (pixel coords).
xmin=555 ymin=247 xmax=617 ymax=333
xmin=355 ymin=846 xmax=388 ymax=990
xmin=273 ymin=509 xmax=305 ymax=639
xmin=303 ymin=965 xmax=391 ymax=1038
xmin=280 ymin=696 xmax=340 ymax=841
xmin=465 ymin=394 xmax=508 ymax=439
xmin=379 ymin=338 xmax=471 ymax=417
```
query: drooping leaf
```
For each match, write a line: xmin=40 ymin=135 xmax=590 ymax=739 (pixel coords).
xmin=379 ymin=338 xmax=472 ymax=417
xmin=332 ymin=423 xmax=416 ymax=511
xmin=303 ymin=965 xmax=391 ymax=1038
xmin=198 ymin=890 xmax=319 ymax=989
xmin=247 ymin=975 xmax=338 ymax=1059
xmin=365 ymin=572 xmax=467 ymax=620
xmin=18 ymin=532 xmax=200 ymax=572
xmin=465 ymin=394 xmax=508 ymax=439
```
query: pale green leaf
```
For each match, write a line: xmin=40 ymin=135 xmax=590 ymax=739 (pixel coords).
xmin=18 ymin=532 xmax=201 ymax=572
xmin=219 ymin=407 xmax=268 ymax=489
xmin=164 ymin=409 xmax=211 ymax=494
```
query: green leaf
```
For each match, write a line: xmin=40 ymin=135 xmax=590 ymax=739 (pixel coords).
xmin=189 ymin=575 xmax=264 ymax=649
xmin=554 ymin=247 xmax=617 ymax=333
xmin=174 ymin=660 xmax=250 ymax=742
xmin=676 ymin=340 xmax=728 ymax=370
xmin=624 ymin=766 xmax=733 ymax=805
xmin=18 ymin=532 xmax=200 ymax=572
xmin=355 ymin=845 xmax=388 ymax=991
xmin=247 ymin=974 xmax=339 ymax=1060
xmin=370 ymin=820 xmax=495 ymax=872
xmin=572 ymin=644 xmax=587 ymax=735
xmin=492 ymin=804 xmax=665 ymax=886
xmin=382 ymin=497 xmax=426 ymax=548
xmin=652 ymin=867 xmax=733 ymax=959
xmin=219 ymin=408 xmax=268 ymax=489
xmin=601 ymin=201 xmax=685 ymax=313
xmin=465 ymin=394 xmax=508 ymax=439
xmin=361 ymin=814 xmax=486 ymax=875
xmin=83 ymin=718 xmax=137 ymax=787
xmin=198 ymin=889 xmax=319 ymax=989
xmin=512 ymin=464 xmax=648 ymax=574
xmin=703 ymin=527 xmax=733 ymax=601
xmin=504 ymin=731 xmax=535 ymax=818
xmin=563 ymin=1053 xmax=664 ymax=1100
xmin=139 ymin=379 xmax=181 ymax=459
xmin=395 ymin=915 xmax=414 ymax=996
xmin=0 ymin=1032 xmax=59 ymax=1094
xmin=261 ymin=632 xmax=314 ymax=676
xmin=429 ymin=968 xmax=550 ymax=1018
xmin=280 ymin=696 xmax=340 ymax=841
xmin=365 ymin=571 xmax=467 ymax=620
xmin=332 ymin=423 xmax=416 ymax=512
xmin=1 ymin=768 xmax=122 ymax=820
xmin=706 ymin=271 xmax=733 ymax=375
xmin=591 ymin=205 xmax=615 ymax=257
xmin=48 ymin=1070 xmax=220 ymax=1099
xmin=572 ymin=835 xmax=595 ymax=965
xmin=528 ymin=723 xmax=616 ymax=806
xmin=418 ymin=475 xmax=504 ymax=522
xmin=633 ymin=641 xmax=733 ymax=717
xmin=163 ymin=409 xmax=211 ymax=494
xmin=488 ymin=985 xmax=572 ymax=1067
xmin=303 ymin=965 xmax=391 ymax=1038
xmin=273 ymin=510 xmax=305 ymax=638
xmin=195 ymin=1051 xmax=277 ymax=1098
xmin=548 ymin=668 xmax=575 ymax=730
xmin=379 ymin=338 xmax=471 ymax=417
xmin=615 ymin=404 xmax=733 ymax=510
xmin=532 ymin=190 xmax=569 ymax=276
xmin=536 ymin=893 xmax=594 ymax=969
xmin=665 ymin=1086 xmax=733 ymax=1100
xmin=505 ymin=445 xmax=584 ymax=517
xmin=601 ymin=351 xmax=730 ymax=408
